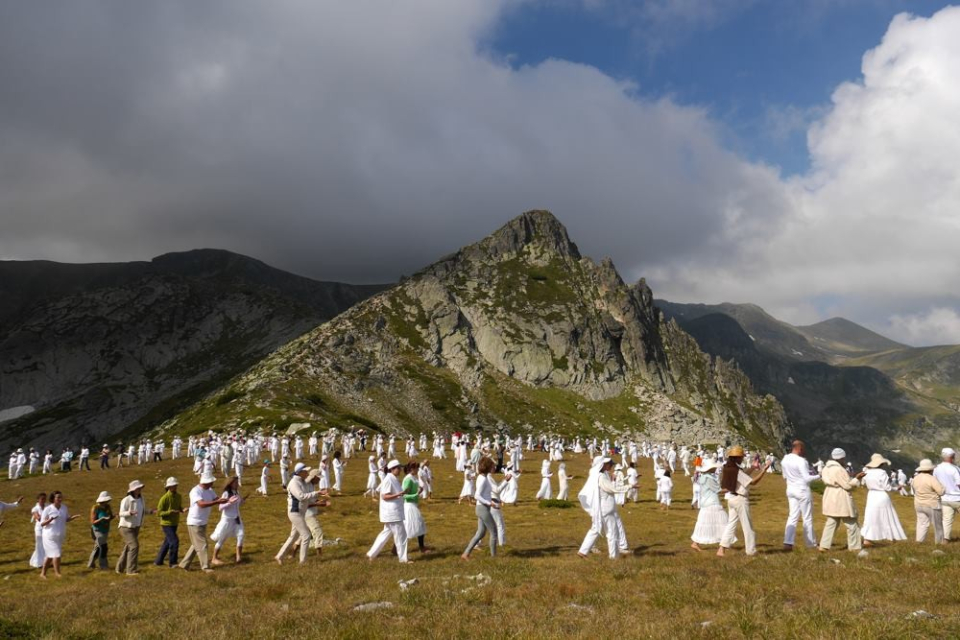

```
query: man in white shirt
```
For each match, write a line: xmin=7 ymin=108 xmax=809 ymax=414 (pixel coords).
xmin=116 ymin=480 xmax=154 ymax=575
xmin=933 ymin=447 xmax=960 ymax=541
xmin=178 ymin=474 xmax=226 ymax=573
xmin=781 ymin=440 xmax=819 ymax=550
xmin=366 ymin=459 xmax=409 ymax=563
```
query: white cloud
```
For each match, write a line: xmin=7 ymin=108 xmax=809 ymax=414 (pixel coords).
xmin=887 ymin=308 xmax=960 ymax=346
xmin=651 ymin=6 xmax=960 ymax=346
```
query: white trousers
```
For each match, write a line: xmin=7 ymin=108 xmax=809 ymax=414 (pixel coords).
xmin=720 ymin=496 xmax=756 ymax=555
xmin=277 ymin=512 xmax=313 ymax=564
xmin=941 ymin=501 xmax=960 ymax=540
xmin=784 ymin=488 xmax=816 ymax=547
xmin=491 ymin=506 xmax=506 ymax=546
xmin=916 ymin=505 xmax=944 ymax=544
xmin=367 ymin=522 xmax=408 ymax=562
xmin=579 ymin=514 xmax=620 ymax=559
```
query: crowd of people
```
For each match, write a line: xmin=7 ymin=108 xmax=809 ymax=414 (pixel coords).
xmin=2 ymin=428 xmax=958 ymax=578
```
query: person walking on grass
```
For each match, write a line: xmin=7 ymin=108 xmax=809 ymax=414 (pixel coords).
xmin=577 ymin=457 xmax=629 ymax=560
xmin=178 ymin=473 xmax=227 ymax=573
xmin=117 ymin=480 xmax=154 ymax=575
xmin=933 ymin=448 xmax=960 ymax=541
xmin=155 ymin=477 xmax=185 ymax=567
xmin=462 ymin=456 xmax=500 ymax=560
xmin=818 ymin=448 xmax=865 ymax=553
xmin=275 ymin=463 xmax=324 ymax=565
xmin=211 ymin=476 xmax=247 ymax=564
xmin=861 ymin=453 xmax=906 ymax=546
xmin=402 ymin=461 xmax=430 ymax=554
xmin=367 ymin=459 xmax=410 ymax=563
xmin=298 ymin=469 xmax=330 ymax=557
xmin=256 ymin=460 xmax=270 ymax=496
xmin=781 ymin=439 xmax=819 ymax=551
xmin=913 ymin=458 xmax=946 ymax=545
xmin=88 ymin=491 xmax=113 ymax=570
xmin=39 ymin=491 xmax=80 ymax=579
xmin=658 ymin=469 xmax=673 ymax=509
xmin=691 ymin=459 xmax=730 ymax=551
xmin=717 ymin=446 xmax=771 ymax=558
xmin=29 ymin=493 xmax=46 ymax=568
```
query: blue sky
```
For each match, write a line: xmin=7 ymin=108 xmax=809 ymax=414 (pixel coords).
xmin=488 ymin=0 xmax=948 ymax=176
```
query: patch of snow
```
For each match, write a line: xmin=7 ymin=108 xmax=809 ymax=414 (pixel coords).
xmin=791 ymin=349 xmax=804 ymax=356
xmin=0 ymin=406 xmax=35 ymax=423
xmin=787 ymin=377 xmax=795 ymax=385
xmin=748 ymin=335 xmax=756 ymax=341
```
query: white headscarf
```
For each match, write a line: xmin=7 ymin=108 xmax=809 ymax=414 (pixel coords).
xmin=578 ymin=456 xmax=609 ymax=533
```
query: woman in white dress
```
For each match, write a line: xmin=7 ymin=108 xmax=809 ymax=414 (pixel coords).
xmin=614 ymin=464 xmax=627 ymax=506
xmin=459 ymin=465 xmax=476 ymax=504
xmin=332 ymin=451 xmax=345 ymax=493
xmin=556 ymin=462 xmax=573 ymax=501
xmin=364 ymin=456 xmax=379 ymax=499
xmin=402 ymin=462 xmax=429 ymax=553
xmin=29 ymin=493 xmax=47 ymax=568
xmin=535 ymin=460 xmax=553 ymax=501
xmin=318 ymin=456 xmax=330 ymax=491
xmin=500 ymin=467 xmax=519 ymax=505
xmin=861 ymin=453 xmax=906 ymax=544
xmin=691 ymin=460 xmax=730 ymax=550
xmin=210 ymin=476 xmax=245 ymax=564
xmin=39 ymin=491 xmax=80 ymax=578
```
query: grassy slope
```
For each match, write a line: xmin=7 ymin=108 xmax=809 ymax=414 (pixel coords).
xmin=1 ymin=453 xmax=957 ymax=639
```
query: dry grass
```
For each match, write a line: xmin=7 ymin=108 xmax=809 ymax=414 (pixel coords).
xmin=1 ymin=453 xmax=958 ymax=639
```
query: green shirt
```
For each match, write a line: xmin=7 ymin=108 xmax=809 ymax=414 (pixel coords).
xmin=156 ymin=490 xmax=183 ymax=526
xmin=401 ymin=475 xmax=419 ymax=504
xmin=92 ymin=505 xmax=112 ymax=533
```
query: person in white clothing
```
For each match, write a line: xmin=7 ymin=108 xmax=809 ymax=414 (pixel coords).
xmin=461 ymin=457 xmax=499 ymax=560
xmin=29 ymin=493 xmax=46 ymax=568
xmin=781 ymin=440 xmax=819 ymax=550
xmin=535 ymin=459 xmax=553 ymax=501
xmin=657 ymin=470 xmax=673 ymax=509
xmin=39 ymin=491 xmax=81 ymax=578
xmin=577 ymin=457 xmax=629 ymax=559
xmin=116 ymin=480 xmax=154 ymax=575
xmin=211 ymin=476 xmax=246 ymax=564
xmin=179 ymin=474 xmax=227 ymax=572
xmin=556 ymin=462 xmax=573 ymax=501
xmin=367 ymin=460 xmax=409 ymax=563
xmin=364 ymin=456 xmax=379 ymax=499
xmin=0 ymin=494 xmax=23 ymax=527
xmin=718 ymin=446 xmax=770 ymax=557
xmin=861 ymin=453 xmax=906 ymax=544
xmin=256 ymin=460 xmax=271 ymax=496
xmin=332 ymin=451 xmax=346 ymax=493
xmin=933 ymin=447 xmax=960 ymax=540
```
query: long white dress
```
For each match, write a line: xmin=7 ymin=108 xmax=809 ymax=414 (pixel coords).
xmin=40 ymin=504 xmax=68 ymax=558
xmin=861 ymin=468 xmax=907 ymax=541
xmin=691 ymin=474 xmax=733 ymax=545
xmin=536 ymin=461 xmax=552 ymax=500
xmin=556 ymin=463 xmax=571 ymax=500
xmin=29 ymin=503 xmax=45 ymax=568
xmin=500 ymin=472 xmax=519 ymax=505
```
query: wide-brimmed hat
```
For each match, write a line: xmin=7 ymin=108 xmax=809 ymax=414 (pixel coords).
xmin=386 ymin=459 xmax=401 ymax=470
xmin=164 ymin=477 xmax=179 ymax=488
xmin=700 ymin=459 xmax=720 ymax=473
xmin=305 ymin=469 xmax=320 ymax=482
xmin=727 ymin=445 xmax=745 ymax=458
xmin=96 ymin=491 xmax=112 ymax=503
xmin=917 ymin=459 xmax=936 ymax=472
xmin=200 ymin=473 xmax=216 ymax=485
xmin=831 ymin=448 xmax=847 ymax=460
xmin=127 ymin=480 xmax=144 ymax=493
xmin=865 ymin=453 xmax=891 ymax=468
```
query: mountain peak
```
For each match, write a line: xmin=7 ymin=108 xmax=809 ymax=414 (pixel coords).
xmin=478 ymin=210 xmax=581 ymax=260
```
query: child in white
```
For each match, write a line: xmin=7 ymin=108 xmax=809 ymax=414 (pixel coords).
xmin=658 ymin=470 xmax=673 ymax=508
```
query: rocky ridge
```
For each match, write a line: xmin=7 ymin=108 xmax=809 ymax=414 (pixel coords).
xmin=165 ymin=211 xmax=788 ymax=447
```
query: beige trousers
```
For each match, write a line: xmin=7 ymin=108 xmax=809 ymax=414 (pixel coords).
xmin=720 ymin=496 xmax=756 ymax=555
xmin=940 ymin=501 xmax=960 ymax=540
xmin=178 ymin=524 xmax=210 ymax=570
xmin=819 ymin=516 xmax=862 ymax=551
xmin=916 ymin=505 xmax=944 ymax=544
xmin=115 ymin=526 xmax=140 ymax=574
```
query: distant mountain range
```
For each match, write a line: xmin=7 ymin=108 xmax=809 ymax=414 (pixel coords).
xmin=0 ymin=250 xmax=387 ymax=451
xmin=657 ymin=300 xmax=960 ymax=461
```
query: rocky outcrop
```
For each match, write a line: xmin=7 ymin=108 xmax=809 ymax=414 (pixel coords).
xmin=0 ymin=250 xmax=387 ymax=450
xmin=166 ymin=211 xmax=789 ymax=448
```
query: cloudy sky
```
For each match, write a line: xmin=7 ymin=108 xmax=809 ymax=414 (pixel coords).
xmin=1 ymin=1 xmax=959 ymax=345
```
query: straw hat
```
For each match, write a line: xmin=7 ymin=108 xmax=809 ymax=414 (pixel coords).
xmin=916 ymin=459 xmax=936 ymax=472
xmin=96 ymin=491 xmax=112 ymax=503
xmin=726 ymin=445 xmax=745 ymax=458
xmin=864 ymin=453 xmax=891 ymax=469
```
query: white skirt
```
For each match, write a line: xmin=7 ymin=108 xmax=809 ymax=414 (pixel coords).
xmin=501 ymin=481 xmax=518 ymax=504
xmin=42 ymin=532 xmax=64 ymax=558
xmin=862 ymin=490 xmax=907 ymax=541
xmin=691 ymin=504 xmax=733 ymax=545
xmin=30 ymin=533 xmax=45 ymax=568
xmin=404 ymin=502 xmax=426 ymax=538
xmin=459 ymin=481 xmax=474 ymax=499
xmin=211 ymin=516 xmax=245 ymax=545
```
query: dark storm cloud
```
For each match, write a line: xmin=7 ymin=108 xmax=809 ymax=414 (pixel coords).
xmin=0 ymin=0 xmax=786 ymax=283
